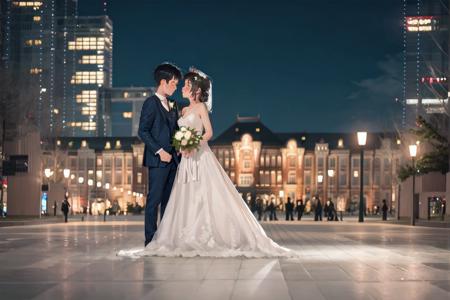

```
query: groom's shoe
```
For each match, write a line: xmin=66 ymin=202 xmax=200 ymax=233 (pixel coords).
xmin=145 ymin=240 xmax=150 ymax=247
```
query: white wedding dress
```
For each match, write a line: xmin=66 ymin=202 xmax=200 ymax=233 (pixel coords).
xmin=118 ymin=112 xmax=297 ymax=258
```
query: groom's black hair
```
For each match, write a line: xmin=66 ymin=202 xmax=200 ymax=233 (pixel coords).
xmin=154 ymin=63 xmax=182 ymax=86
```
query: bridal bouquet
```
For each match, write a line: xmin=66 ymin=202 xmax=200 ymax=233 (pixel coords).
xmin=172 ymin=126 xmax=203 ymax=152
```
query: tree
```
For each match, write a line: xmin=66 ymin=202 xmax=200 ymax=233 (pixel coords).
xmin=398 ymin=116 xmax=449 ymax=181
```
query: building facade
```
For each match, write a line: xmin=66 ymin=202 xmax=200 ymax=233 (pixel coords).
xmin=99 ymin=87 xmax=154 ymax=137
xmin=65 ymin=16 xmax=113 ymax=137
xmin=403 ymin=0 xmax=449 ymax=129
xmin=40 ymin=117 xmax=403 ymax=215
xmin=2 ymin=0 xmax=78 ymax=137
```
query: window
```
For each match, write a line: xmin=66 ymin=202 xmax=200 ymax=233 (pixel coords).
xmin=104 ymin=171 xmax=112 ymax=185
xmin=114 ymin=171 xmax=122 ymax=185
xmin=239 ymin=174 xmax=253 ymax=187
xmin=123 ymin=112 xmax=132 ymax=118
xmin=329 ymin=157 xmax=336 ymax=169
xmin=339 ymin=172 xmax=347 ymax=186
xmin=277 ymin=171 xmax=282 ymax=184
xmin=288 ymin=156 xmax=296 ymax=168
xmin=115 ymin=157 xmax=122 ymax=170
xmin=304 ymin=172 xmax=311 ymax=185
xmin=126 ymin=157 xmax=132 ymax=169
xmin=304 ymin=157 xmax=312 ymax=169
xmin=271 ymin=156 xmax=276 ymax=167
xmin=277 ymin=156 xmax=282 ymax=167
xmin=339 ymin=156 xmax=347 ymax=170
xmin=137 ymin=172 xmax=142 ymax=184
xmin=288 ymin=171 xmax=296 ymax=184
xmin=260 ymin=156 xmax=264 ymax=167
xmin=243 ymin=160 xmax=251 ymax=169
xmin=104 ymin=158 xmax=111 ymax=169
xmin=271 ymin=171 xmax=276 ymax=186
xmin=318 ymin=157 xmax=324 ymax=169
xmin=126 ymin=172 xmax=132 ymax=184
xmin=71 ymin=71 xmax=104 ymax=85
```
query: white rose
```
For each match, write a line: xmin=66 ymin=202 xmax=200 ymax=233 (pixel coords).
xmin=181 ymin=140 xmax=188 ymax=146
xmin=184 ymin=131 xmax=192 ymax=139
xmin=174 ymin=131 xmax=184 ymax=141
xmin=181 ymin=127 xmax=187 ymax=132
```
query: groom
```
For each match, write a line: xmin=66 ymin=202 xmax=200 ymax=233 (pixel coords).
xmin=138 ymin=63 xmax=182 ymax=246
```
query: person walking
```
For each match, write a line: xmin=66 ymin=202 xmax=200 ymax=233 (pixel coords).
xmin=285 ymin=197 xmax=294 ymax=221
xmin=296 ymin=200 xmax=305 ymax=221
xmin=381 ymin=199 xmax=388 ymax=221
xmin=61 ymin=196 xmax=70 ymax=223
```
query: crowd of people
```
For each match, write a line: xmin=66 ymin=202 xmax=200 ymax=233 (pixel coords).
xmin=246 ymin=196 xmax=391 ymax=222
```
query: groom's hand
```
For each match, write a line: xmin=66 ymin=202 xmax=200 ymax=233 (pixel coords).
xmin=158 ymin=150 xmax=172 ymax=163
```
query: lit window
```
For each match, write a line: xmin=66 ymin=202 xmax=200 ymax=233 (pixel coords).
xmin=255 ymin=128 xmax=260 ymax=132
xmin=30 ymin=68 xmax=42 ymax=74
xmin=123 ymin=92 xmax=129 ymax=98
xmin=122 ymin=112 xmax=132 ymax=119
xmin=105 ymin=141 xmax=111 ymax=150
xmin=338 ymin=138 xmax=344 ymax=148
xmin=33 ymin=16 xmax=41 ymax=22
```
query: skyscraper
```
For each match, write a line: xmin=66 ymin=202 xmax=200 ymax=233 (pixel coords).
xmin=65 ymin=16 xmax=113 ymax=137
xmin=402 ymin=0 xmax=449 ymax=129
xmin=3 ymin=0 xmax=78 ymax=137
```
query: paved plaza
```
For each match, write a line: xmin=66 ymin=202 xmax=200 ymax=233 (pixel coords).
xmin=0 ymin=217 xmax=449 ymax=300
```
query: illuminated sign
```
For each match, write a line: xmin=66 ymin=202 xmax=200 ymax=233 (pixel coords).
xmin=421 ymin=77 xmax=447 ymax=84
xmin=406 ymin=16 xmax=436 ymax=32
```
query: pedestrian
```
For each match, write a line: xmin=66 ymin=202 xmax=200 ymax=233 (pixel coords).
xmin=314 ymin=196 xmax=323 ymax=221
xmin=53 ymin=200 xmax=57 ymax=216
xmin=285 ymin=197 xmax=294 ymax=221
xmin=296 ymin=200 xmax=305 ymax=221
xmin=337 ymin=196 xmax=345 ymax=221
xmin=324 ymin=200 xmax=330 ymax=221
xmin=382 ymin=199 xmax=388 ymax=221
xmin=268 ymin=198 xmax=278 ymax=221
xmin=249 ymin=197 xmax=257 ymax=218
xmin=61 ymin=196 xmax=70 ymax=223
xmin=256 ymin=197 xmax=263 ymax=221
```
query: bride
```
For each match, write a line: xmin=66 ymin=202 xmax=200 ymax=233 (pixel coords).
xmin=119 ymin=68 xmax=297 ymax=258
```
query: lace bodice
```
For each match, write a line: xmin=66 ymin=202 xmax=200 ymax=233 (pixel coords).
xmin=178 ymin=112 xmax=204 ymax=134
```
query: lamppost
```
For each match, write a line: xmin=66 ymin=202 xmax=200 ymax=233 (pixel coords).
xmin=327 ymin=169 xmax=335 ymax=201
xmin=357 ymin=131 xmax=367 ymax=223
xmin=317 ymin=174 xmax=324 ymax=202
xmin=63 ymin=169 xmax=70 ymax=214
xmin=78 ymin=176 xmax=84 ymax=213
xmin=409 ymin=144 xmax=417 ymax=226
xmin=88 ymin=179 xmax=94 ymax=215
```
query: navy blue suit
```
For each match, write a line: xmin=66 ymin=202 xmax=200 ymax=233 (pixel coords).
xmin=138 ymin=95 xmax=180 ymax=245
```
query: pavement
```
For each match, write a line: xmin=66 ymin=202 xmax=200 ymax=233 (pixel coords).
xmin=0 ymin=217 xmax=449 ymax=300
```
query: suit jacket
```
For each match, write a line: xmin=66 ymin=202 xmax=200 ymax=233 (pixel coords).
xmin=138 ymin=95 xmax=180 ymax=168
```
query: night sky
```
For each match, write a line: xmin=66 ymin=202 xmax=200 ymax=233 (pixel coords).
xmin=79 ymin=0 xmax=403 ymax=135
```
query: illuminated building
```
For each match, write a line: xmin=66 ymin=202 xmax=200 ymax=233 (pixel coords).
xmin=2 ymin=0 xmax=78 ymax=137
xmin=402 ymin=0 xmax=449 ymax=129
xmin=65 ymin=16 xmax=113 ymax=137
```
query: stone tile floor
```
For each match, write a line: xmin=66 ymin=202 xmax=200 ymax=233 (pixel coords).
xmin=0 ymin=218 xmax=448 ymax=300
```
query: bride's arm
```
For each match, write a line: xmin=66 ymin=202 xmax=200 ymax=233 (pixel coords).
xmin=199 ymin=103 xmax=213 ymax=144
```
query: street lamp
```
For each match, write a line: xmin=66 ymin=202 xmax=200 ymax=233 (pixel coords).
xmin=357 ymin=131 xmax=367 ymax=223
xmin=88 ymin=179 xmax=93 ymax=215
xmin=44 ymin=168 xmax=52 ymax=178
xmin=409 ymin=144 xmax=417 ymax=226
xmin=327 ymin=169 xmax=335 ymax=201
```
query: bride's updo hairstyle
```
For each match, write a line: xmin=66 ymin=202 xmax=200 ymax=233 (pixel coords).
xmin=184 ymin=68 xmax=211 ymax=103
